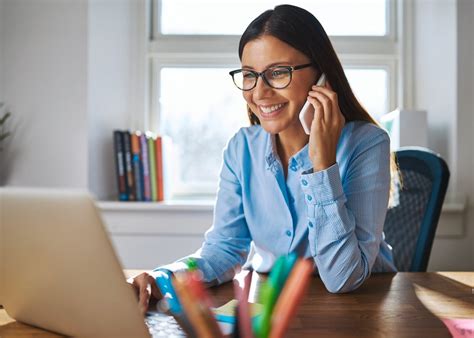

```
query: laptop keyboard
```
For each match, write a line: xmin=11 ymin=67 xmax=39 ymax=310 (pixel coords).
xmin=145 ymin=312 xmax=186 ymax=337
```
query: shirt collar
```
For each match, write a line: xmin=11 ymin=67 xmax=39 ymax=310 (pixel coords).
xmin=264 ymin=132 xmax=313 ymax=172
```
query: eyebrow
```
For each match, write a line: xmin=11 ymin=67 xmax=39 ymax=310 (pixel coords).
xmin=241 ymin=61 xmax=293 ymax=70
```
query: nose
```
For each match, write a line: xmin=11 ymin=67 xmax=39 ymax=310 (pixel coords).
xmin=252 ymin=75 xmax=273 ymax=100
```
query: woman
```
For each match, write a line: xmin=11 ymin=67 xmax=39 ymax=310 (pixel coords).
xmin=132 ymin=4 xmax=396 ymax=314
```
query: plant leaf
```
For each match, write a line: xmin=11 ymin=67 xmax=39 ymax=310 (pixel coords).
xmin=0 ymin=132 xmax=10 ymax=141
xmin=0 ymin=112 xmax=11 ymax=125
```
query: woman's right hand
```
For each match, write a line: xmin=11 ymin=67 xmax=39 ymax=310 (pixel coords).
xmin=129 ymin=272 xmax=163 ymax=316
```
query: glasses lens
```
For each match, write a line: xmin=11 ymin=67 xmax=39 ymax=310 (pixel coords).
xmin=264 ymin=67 xmax=291 ymax=89
xmin=232 ymin=70 xmax=257 ymax=90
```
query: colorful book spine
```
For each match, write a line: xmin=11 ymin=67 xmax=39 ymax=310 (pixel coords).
xmin=122 ymin=131 xmax=135 ymax=201
xmin=147 ymin=133 xmax=158 ymax=202
xmin=155 ymin=136 xmax=164 ymax=201
xmin=113 ymin=130 xmax=128 ymax=201
xmin=131 ymin=132 xmax=144 ymax=201
xmin=139 ymin=133 xmax=152 ymax=201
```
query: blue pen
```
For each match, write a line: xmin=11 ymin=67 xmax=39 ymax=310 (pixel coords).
xmin=153 ymin=269 xmax=197 ymax=336
xmin=153 ymin=269 xmax=183 ymax=315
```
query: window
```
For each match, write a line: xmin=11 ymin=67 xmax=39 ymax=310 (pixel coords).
xmin=148 ymin=0 xmax=400 ymax=199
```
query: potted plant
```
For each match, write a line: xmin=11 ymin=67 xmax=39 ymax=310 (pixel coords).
xmin=0 ymin=103 xmax=11 ymax=150
xmin=0 ymin=103 xmax=12 ymax=186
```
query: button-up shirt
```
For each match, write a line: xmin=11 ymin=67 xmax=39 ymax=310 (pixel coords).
xmin=160 ymin=120 xmax=397 ymax=293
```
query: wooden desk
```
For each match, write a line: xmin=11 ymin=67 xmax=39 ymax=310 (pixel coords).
xmin=1 ymin=272 xmax=473 ymax=337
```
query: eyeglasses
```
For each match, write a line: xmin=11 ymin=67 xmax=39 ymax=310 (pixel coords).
xmin=229 ymin=63 xmax=314 ymax=91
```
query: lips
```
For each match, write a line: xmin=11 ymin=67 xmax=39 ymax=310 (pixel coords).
xmin=258 ymin=102 xmax=287 ymax=118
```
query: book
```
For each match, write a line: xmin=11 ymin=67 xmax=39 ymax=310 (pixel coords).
xmin=113 ymin=130 xmax=128 ymax=201
xmin=122 ymin=131 xmax=135 ymax=201
xmin=139 ymin=133 xmax=152 ymax=201
xmin=147 ymin=132 xmax=158 ymax=201
xmin=155 ymin=136 xmax=164 ymax=201
xmin=131 ymin=132 xmax=144 ymax=201
xmin=161 ymin=135 xmax=175 ymax=201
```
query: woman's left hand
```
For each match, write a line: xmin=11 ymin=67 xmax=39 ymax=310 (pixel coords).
xmin=307 ymin=81 xmax=346 ymax=172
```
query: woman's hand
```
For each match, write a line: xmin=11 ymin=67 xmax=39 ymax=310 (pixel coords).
xmin=129 ymin=272 xmax=163 ymax=316
xmin=307 ymin=81 xmax=345 ymax=172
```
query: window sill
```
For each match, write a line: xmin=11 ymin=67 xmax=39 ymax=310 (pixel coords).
xmin=97 ymin=200 xmax=214 ymax=212
xmin=97 ymin=200 xmax=466 ymax=213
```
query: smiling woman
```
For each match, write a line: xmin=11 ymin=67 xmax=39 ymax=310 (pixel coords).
xmin=154 ymin=1 xmax=393 ymax=198
xmin=131 ymin=4 xmax=398 ymax=311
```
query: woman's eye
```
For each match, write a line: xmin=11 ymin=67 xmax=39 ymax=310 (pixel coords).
xmin=271 ymin=69 xmax=288 ymax=78
xmin=243 ymin=72 xmax=256 ymax=79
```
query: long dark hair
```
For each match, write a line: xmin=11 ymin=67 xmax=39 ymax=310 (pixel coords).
xmin=239 ymin=4 xmax=377 ymax=126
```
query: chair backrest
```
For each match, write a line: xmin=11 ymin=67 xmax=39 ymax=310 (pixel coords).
xmin=383 ymin=147 xmax=450 ymax=272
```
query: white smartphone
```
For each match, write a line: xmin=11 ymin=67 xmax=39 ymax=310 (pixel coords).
xmin=299 ymin=73 xmax=326 ymax=135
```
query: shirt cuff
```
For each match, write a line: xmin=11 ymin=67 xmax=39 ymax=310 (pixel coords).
xmin=300 ymin=163 xmax=344 ymax=205
xmin=156 ymin=258 xmax=221 ymax=286
xmin=154 ymin=261 xmax=189 ymax=275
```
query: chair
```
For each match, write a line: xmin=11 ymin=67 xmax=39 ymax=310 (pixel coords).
xmin=383 ymin=147 xmax=450 ymax=272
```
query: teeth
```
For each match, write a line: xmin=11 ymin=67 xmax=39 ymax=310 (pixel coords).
xmin=260 ymin=103 xmax=284 ymax=114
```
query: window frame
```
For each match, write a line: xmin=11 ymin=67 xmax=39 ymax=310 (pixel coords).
xmin=145 ymin=0 xmax=408 ymax=198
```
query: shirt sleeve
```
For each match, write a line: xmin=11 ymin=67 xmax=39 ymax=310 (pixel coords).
xmin=300 ymin=131 xmax=391 ymax=293
xmin=158 ymin=133 xmax=251 ymax=285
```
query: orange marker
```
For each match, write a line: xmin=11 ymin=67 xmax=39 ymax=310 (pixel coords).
xmin=173 ymin=273 xmax=223 ymax=338
xmin=186 ymin=271 xmax=222 ymax=336
xmin=269 ymin=259 xmax=314 ymax=338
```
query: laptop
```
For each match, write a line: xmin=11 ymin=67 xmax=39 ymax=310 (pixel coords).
xmin=0 ymin=188 xmax=184 ymax=337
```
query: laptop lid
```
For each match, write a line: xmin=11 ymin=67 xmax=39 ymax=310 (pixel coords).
xmin=0 ymin=188 xmax=150 ymax=337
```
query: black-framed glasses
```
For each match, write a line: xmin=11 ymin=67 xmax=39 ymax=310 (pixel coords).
xmin=229 ymin=63 xmax=314 ymax=91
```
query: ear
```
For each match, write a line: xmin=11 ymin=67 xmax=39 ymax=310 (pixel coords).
xmin=326 ymin=80 xmax=332 ymax=90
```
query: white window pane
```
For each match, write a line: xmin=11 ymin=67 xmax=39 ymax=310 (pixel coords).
xmin=160 ymin=0 xmax=387 ymax=36
xmin=345 ymin=68 xmax=389 ymax=120
xmin=159 ymin=68 xmax=248 ymax=196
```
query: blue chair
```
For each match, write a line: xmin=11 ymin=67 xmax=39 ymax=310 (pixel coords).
xmin=383 ymin=147 xmax=450 ymax=272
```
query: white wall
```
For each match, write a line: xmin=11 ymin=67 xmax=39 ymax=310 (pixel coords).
xmin=0 ymin=0 xmax=4 ymax=103
xmin=0 ymin=0 xmax=138 ymax=196
xmin=427 ymin=0 xmax=474 ymax=271
xmin=0 ymin=0 xmax=88 ymax=188
xmin=87 ymin=0 xmax=140 ymax=200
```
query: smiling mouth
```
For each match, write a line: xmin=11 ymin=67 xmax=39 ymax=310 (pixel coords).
xmin=258 ymin=103 xmax=287 ymax=117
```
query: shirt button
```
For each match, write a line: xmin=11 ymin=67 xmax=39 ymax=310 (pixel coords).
xmin=308 ymin=221 xmax=314 ymax=228
xmin=307 ymin=195 xmax=313 ymax=201
xmin=290 ymin=158 xmax=298 ymax=171
xmin=285 ymin=230 xmax=292 ymax=237
xmin=301 ymin=179 xmax=308 ymax=186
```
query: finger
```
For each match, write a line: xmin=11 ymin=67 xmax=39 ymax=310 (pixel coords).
xmin=129 ymin=282 xmax=139 ymax=299
xmin=147 ymin=275 xmax=162 ymax=300
xmin=310 ymin=91 xmax=332 ymax=123
xmin=132 ymin=272 xmax=148 ymax=286
xmin=312 ymin=85 xmax=339 ymax=120
xmin=138 ymin=284 xmax=150 ymax=314
xmin=306 ymin=96 xmax=324 ymax=124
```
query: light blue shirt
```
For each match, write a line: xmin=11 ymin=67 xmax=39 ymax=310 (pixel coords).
xmin=160 ymin=120 xmax=397 ymax=293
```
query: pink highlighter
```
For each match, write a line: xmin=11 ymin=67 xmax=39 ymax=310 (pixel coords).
xmin=298 ymin=73 xmax=326 ymax=135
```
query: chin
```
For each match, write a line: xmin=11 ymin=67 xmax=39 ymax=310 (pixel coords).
xmin=258 ymin=120 xmax=289 ymax=135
